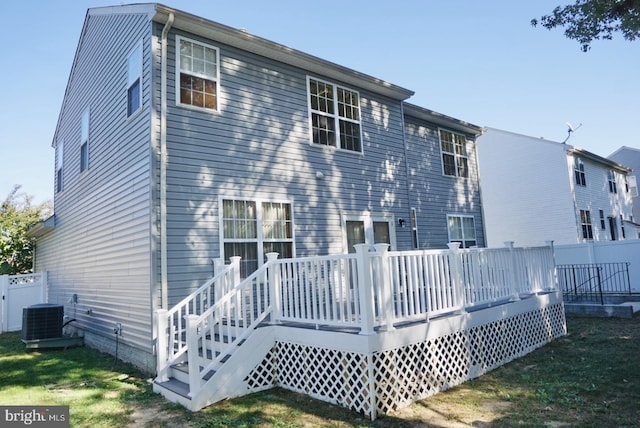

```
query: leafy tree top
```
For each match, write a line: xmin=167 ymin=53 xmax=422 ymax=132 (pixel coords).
xmin=0 ymin=185 xmax=52 ymax=275
xmin=532 ymin=0 xmax=640 ymax=51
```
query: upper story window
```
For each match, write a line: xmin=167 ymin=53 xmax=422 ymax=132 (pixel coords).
xmin=127 ymin=42 xmax=142 ymax=117
xmin=580 ymin=209 xmax=593 ymax=240
xmin=608 ymin=170 xmax=617 ymax=194
xmin=177 ymin=36 xmax=219 ymax=111
xmin=56 ymin=141 xmax=64 ymax=193
xmin=439 ymin=129 xmax=468 ymax=178
xmin=80 ymin=109 xmax=90 ymax=172
xmin=574 ymin=157 xmax=586 ymax=186
xmin=628 ymin=175 xmax=639 ymax=197
xmin=308 ymin=77 xmax=362 ymax=153
xmin=447 ymin=214 xmax=476 ymax=248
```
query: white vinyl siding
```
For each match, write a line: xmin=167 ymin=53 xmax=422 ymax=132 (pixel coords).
xmin=39 ymin=11 xmax=154 ymax=369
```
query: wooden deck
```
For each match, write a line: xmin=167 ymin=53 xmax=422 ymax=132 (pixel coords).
xmin=154 ymin=244 xmax=565 ymax=419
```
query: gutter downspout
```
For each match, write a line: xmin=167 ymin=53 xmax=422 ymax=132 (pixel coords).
xmin=160 ymin=13 xmax=174 ymax=310
xmin=400 ymin=102 xmax=413 ymax=249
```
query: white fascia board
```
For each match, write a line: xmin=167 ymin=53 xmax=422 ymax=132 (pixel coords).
xmin=152 ymin=5 xmax=414 ymax=101
xmin=403 ymin=103 xmax=483 ymax=136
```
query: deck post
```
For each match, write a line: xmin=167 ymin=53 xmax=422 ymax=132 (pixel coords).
xmin=504 ymin=241 xmax=520 ymax=301
xmin=373 ymin=243 xmax=395 ymax=331
xmin=230 ymin=256 xmax=242 ymax=318
xmin=447 ymin=243 xmax=466 ymax=311
xmin=156 ymin=309 xmax=169 ymax=382
xmin=545 ymin=241 xmax=557 ymax=292
xmin=266 ymin=253 xmax=281 ymax=324
xmin=354 ymin=244 xmax=375 ymax=335
xmin=186 ymin=314 xmax=201 ymax=398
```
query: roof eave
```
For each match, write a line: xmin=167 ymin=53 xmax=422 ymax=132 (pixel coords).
xmin=569 ymin=147 xmax=632 ymax=173
xmin=152 ymin=4 xmax=414 ymax=101
xmin=403 ymin=102 xmax=484 ymax=136
xmin=27 ymin=215 xmax=56 ymax=239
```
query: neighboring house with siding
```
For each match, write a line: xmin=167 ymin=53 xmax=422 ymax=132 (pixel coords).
xmin=609 ymin=146 xmax=640 ymax=233
xmin=477 ymin=127 xmax=636 ymax=248
xmin=30 ymin=3 xmax=484 ymax=371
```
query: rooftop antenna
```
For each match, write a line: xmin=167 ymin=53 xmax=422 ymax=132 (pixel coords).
xmin=562 ymin=122 xmax=582 ymax=143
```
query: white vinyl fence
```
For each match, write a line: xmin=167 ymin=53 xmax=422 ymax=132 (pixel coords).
xmin=0 ymin=272 xmax=47 ymax=332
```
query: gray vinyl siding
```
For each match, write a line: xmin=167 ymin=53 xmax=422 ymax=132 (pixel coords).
xmin=158 ymin=25 xmax=412 ymax=304
xmin=403 ymin=116 xmax=485 ymax=249
xmin=36 ymin=12 xmax=154 ymax=358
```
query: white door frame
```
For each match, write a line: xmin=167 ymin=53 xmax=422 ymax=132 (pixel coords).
xmin=342 ymin=211 xmax=397 ymax=253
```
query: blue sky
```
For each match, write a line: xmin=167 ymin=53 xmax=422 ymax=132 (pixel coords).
xmin=1 ymin=1 xmax=639 ymax=205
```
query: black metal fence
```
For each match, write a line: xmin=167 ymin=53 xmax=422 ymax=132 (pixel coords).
xmin=556 ymin=262 xmax=632 ymax=304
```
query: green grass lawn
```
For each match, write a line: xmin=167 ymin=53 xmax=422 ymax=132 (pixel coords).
xmin=1 ymin=316 xmax=638 ymax=427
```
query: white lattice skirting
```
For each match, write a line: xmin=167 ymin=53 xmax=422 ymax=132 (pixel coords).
xmin=243 ymin=292 xmax=566 ymax=420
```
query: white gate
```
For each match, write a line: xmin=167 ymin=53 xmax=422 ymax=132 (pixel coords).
xmin=0 ymin=272 xmax=47 ymax=333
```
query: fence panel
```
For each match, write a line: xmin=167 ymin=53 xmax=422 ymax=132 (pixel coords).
xmin=1 ymin=273 xmax=47 ymax=332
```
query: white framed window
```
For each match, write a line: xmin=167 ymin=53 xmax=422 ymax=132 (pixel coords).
xmin=411 ymin=208 xmax=419 ymax=249
xmin=80 ymin=109 xmax=90 ymax=172
xmin=574 ymin=157 xmax=586 ymax=186
xmin=176 ymin=36 xmax=219 ymax=111
xmin=127 ymin=41 xmax=142 ymax=117
xmin=307 ymin=77 xmax=362 ymax=153
xmin=447 ymin=215 xmax=476 ymax=248
xmin=56 ymin=140 xmax=64 ymax=193
xmin=439 ymin=129 xmax=468 ymax=178
xmin=580 ymin=210 xmax=593 ymax=240
xmin=221 ymin=198 xmax=294 ymax=277
xmin=343 ymin=212 xmax=395 ymax=253
xmin=599 ymin=209 xmax=606 ymax=230
xmin=608 ymin=170 xmax=617 ymax=194
xmin=628 ymin=175 xmax=638 ymax=197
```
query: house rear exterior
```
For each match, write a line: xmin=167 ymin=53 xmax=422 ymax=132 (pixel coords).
xmin=477 ymin=127 xmax=635 ymax=248
xmin=32 ymin=3 xmax=485 ymax=371
xmin=609 ymin=146 xmax=640 ymax=233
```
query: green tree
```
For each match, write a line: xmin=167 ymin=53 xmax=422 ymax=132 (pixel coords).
xmin=532 ymin=0 xmax=640 ymax=51
xmin=0 ymin=186 xmax=52 ymax=275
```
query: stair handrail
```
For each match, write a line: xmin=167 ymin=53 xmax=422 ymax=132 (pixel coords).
xmin=186 ymin=257 xmax=275 ymax=398
xmin=156 ymin=257 xmax=241 ymax=381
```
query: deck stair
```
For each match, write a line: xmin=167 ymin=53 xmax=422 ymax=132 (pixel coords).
xmin=154 ymin=255 xmax=276 ymax=410
xmin=154 ymin=324 xmax=275 ymax=410
xmin=153 ymin=244 xmax=566 ymax=419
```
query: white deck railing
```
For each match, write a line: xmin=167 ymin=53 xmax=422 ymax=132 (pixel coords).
xmin=156 ymin=243 xmax=558 ymax=394
xmin=156 ymin=257 xmax=241 ymax=381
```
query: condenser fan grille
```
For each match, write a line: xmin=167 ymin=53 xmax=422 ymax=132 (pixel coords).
xmin=22 ymin=304 xmax=64 ymax=341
